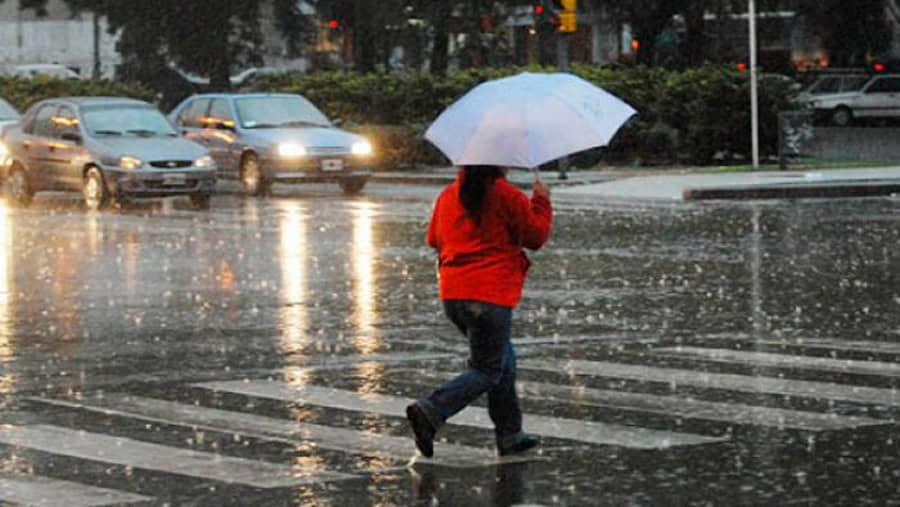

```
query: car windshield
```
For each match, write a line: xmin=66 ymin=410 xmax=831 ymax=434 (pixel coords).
xmin=82 ymin=104 xmax=177 ymax=137
xmin=235 ymin=96 xmax=331 ymax=129
xmin=806 ymin=75 xmax=868 ymax=94
xmin=0 ymin=99 xmax=19 ymax=121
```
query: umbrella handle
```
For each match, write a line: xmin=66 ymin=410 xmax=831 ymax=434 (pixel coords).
xmin=531 ymin=167 xmax=541 ymax=182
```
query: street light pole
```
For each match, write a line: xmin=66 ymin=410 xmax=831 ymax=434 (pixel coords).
xmin=749 ymin=0 xmax=760 ymax=169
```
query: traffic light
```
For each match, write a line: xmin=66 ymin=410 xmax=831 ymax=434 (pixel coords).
xmin=558 ymin=0 xmax=576 ymax=33
xmin=533 ymin=1 xmax=555 ymax=27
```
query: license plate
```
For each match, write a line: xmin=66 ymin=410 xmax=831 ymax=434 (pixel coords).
xmin=321 ymin=159 xmax=344 ymax=171
xmin=162 ymin=173 xmax=186 ymax=186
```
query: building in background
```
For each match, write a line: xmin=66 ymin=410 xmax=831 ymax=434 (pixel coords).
xmin=0 ymin=0 xmax=120 ymax=79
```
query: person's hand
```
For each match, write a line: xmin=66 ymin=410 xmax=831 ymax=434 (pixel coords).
xmin=533 ymin=179 xmax=550 ymax=199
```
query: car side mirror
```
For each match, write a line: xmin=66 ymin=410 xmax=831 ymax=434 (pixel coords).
xmin=60 ymin=132 xmax=82 ymax=144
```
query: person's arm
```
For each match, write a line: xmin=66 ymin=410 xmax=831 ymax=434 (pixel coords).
xmin=507 ymin=180 xmax=552 ymax=250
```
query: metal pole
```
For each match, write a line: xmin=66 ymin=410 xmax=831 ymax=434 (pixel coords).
xmin=749 ymin=0 xmax=759 ymax=169
xmin=557 ymin=32 xmax=569 ymax=180
xmin=92 ymin=12 xmax=101 ymax=79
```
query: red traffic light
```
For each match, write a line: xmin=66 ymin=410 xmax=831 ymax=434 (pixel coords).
xmin=736 ymin=62 xmax=748 ymax=72
xmin=534 ymin=4 xmax=545 ymax=15
xmin=327 ymin=19 xmax=339 ymax=29
xmin=873 ymin=61 xmax=886 ymax=73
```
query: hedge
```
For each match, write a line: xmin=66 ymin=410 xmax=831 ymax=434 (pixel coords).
xmin=247 ymin=64 xmax=796 ymax=167
xmin=0 ymin=76 xmax=154 ymax=112
xmin=0 ymin=67 xmax=796 ymax=168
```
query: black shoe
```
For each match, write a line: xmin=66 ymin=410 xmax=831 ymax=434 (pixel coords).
xmin=406 ymin=403 xmax=435 ymax=458
xmin=497 ymin=433 xmax=540 ymax=456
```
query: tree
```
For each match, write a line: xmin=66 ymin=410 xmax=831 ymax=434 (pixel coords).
xmin=792 ymin=0 xmax=892 ymax=67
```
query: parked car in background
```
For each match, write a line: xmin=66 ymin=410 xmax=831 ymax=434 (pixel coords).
xmin=800 ymin=73 xmax=900 ymax=126
xmin=169 ymin=93 xmax=373 ymax=195
xmin=0 ymin=98 xmax=21 ymax=131
xmin=9 ymin=63 xmax=83 ymax=80
xmin=793 ymin=73 xmax=869 ymax=105
xmin=0 ymin=97 xmax=217 ymax=210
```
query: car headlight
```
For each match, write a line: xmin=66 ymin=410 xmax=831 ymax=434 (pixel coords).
xmin=194 ymin=155 xmax=215 ymax=168
xmin=0 ymin=142 xmax=7 ymax=158
xmin=278 ymin=143 xmax=307 ymax=158
xmin=352 ymin=140 xmax=373 ymax=157
xmin=119 ymin=155 xmax=143 ymax=170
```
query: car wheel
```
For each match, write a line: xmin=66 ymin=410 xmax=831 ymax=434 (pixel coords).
xmin=6 ymin=166 xmax=33 ymax=207
xmin=83 ymin=167 xmax=110 ymax=211
xmin=190 ymin=193 xmax=211 ymax=210
xmin=831 ymin=107 xmax=853 ymax=127
xmin=339 ymin=178 xmax=367 ymax=196
xmin=240 ymin=153 xmax=270 ymax=196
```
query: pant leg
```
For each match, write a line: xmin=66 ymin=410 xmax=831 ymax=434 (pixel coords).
xmin=419 ymin=300 xmax=511 ymax=428
xmin=487 ymin=338 xmax=522 ymax=439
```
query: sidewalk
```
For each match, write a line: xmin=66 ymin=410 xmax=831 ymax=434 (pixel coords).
xmin=374 ymin=166 xmax=900 ymax=202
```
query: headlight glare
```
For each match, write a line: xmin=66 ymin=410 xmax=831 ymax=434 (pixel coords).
xmin=352 ymin=140 xmax=373 ymax=157
xmin=0 ymin=142 xmax=7 ymax=158
xmin=278 ymin=143 xmax=307 ymax=158
xmin=119 ymin=155 xmax=143 ymax=170
xmin=194 ymin=155 xmax=215 ymax=168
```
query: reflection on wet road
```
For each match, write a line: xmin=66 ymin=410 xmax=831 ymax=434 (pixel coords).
xmin=1 ymin=186 xmax=900 ymax=505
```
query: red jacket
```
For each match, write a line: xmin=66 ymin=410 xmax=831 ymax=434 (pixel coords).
xmin=426 ymin=171 xmax=552 ymax=308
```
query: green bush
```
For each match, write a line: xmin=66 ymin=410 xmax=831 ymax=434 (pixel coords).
xmin=240 ymin=65 xmax=799 ymax=167
xmin=0 ymin=76 xmax=154 ymax=112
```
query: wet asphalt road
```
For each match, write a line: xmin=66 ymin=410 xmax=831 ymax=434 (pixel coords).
xmin=1 ymin=182 xmax=900 ymax=506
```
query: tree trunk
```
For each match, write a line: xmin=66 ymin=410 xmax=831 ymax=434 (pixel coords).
xmin=429 ymin=1 xmax=451 ymax=74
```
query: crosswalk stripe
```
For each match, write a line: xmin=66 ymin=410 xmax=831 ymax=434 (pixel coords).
xmin=195 ymin=381 xmax=728 ymax=449
xmin=520 ymin=359 xmax=900 ymax=408
xmin=28 ymin=395 xmax=535 ymax=468
xmin=0 ymin=473 xmax=152 ymax=507
xmin=516 ymin=380 xmax=886 ymax=431
xmin=0 ymin=424 xmax=356 ymax=488
xmin=656 ymin=346 xmax=900 ymax=377
xmin=403 ymin=369 xmax=887 ymax=431
xmin=707 ymin=336 xmax=900 ymax=356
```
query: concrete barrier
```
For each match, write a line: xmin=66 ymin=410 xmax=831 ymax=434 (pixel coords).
xmin=801 ymin=127 xmax=900 ymax=161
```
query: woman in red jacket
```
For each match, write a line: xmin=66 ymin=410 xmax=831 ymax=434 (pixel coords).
xmin=406 ymin=165 xmax=552 ymax=457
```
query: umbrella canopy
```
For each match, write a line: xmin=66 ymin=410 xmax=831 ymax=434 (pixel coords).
xmin=425 ymin=72 xmax=637 ymax=169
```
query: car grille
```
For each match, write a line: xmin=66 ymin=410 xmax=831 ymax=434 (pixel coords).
xmin=144 ymin=179 xmax=198 ymax=189
xmin=149 ymin=160 xmax=193 ymax=169
xmin=307 ymin=146 xmax=348 ymax=156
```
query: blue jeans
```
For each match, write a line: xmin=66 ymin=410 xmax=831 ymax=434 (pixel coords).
xmin=418 ymin=300 xmax=522 ymax=440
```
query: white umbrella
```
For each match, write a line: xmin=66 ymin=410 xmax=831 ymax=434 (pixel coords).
xmin=425 ymin=72 xmax=637 ymax=169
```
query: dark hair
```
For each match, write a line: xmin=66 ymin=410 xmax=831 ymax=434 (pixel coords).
xmin=459 ymin=165 xmax=503 ymax=220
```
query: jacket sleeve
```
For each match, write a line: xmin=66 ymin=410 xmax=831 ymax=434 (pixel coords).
xmin=507 ymin=185 xmax=552 ymax=250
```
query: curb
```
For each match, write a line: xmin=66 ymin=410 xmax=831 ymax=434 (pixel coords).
xmin=683 ymin=181 xmax=900 ymax=200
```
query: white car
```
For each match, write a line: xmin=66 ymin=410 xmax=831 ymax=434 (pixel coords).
xmin=10 ymin=63 xmax=83 ymax=80
xmin=0 ymin=98 xmax=20 ymax=131
xmin=805 ymin=74 xmax=900 ymax=126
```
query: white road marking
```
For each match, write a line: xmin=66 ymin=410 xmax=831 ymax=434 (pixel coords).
xmin=195 ymin=381 xmax=727 ymax=449
xmin=0 ymin=473 xmax=152 ymax=507
xmin=521 ymin=358 xmax=900 ymax=408
xmin=0 ymin=424 xmax=356 ymax=488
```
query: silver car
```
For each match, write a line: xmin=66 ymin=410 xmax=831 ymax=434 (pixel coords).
xmin=0 ymin=97 xmax=217 ymax=210
xmin=0 ymin=97 xmax=20 ymax=131
xmin=169 ymin=93 xmax=373 ymax=195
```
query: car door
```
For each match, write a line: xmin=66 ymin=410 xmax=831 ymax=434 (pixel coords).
xmin=204 ymin=98 xmax=239 ymax=172
xmin=20 ymin=104 xmax=58 ymax=189
xmin=857 ymin=77 xmax=900 ymax=119
xmin=46 ymin=106 xmax=85 ymax=189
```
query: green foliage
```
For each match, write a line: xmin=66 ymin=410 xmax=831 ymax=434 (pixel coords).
xmin=0 ymin=76 xmax=154 ymax=112
xmin=250 ymin=65 xmax=795 ymax=167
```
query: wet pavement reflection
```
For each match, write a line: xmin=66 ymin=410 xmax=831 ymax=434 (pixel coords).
xmin=0 ymin=186 xmax=899 ymax=505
